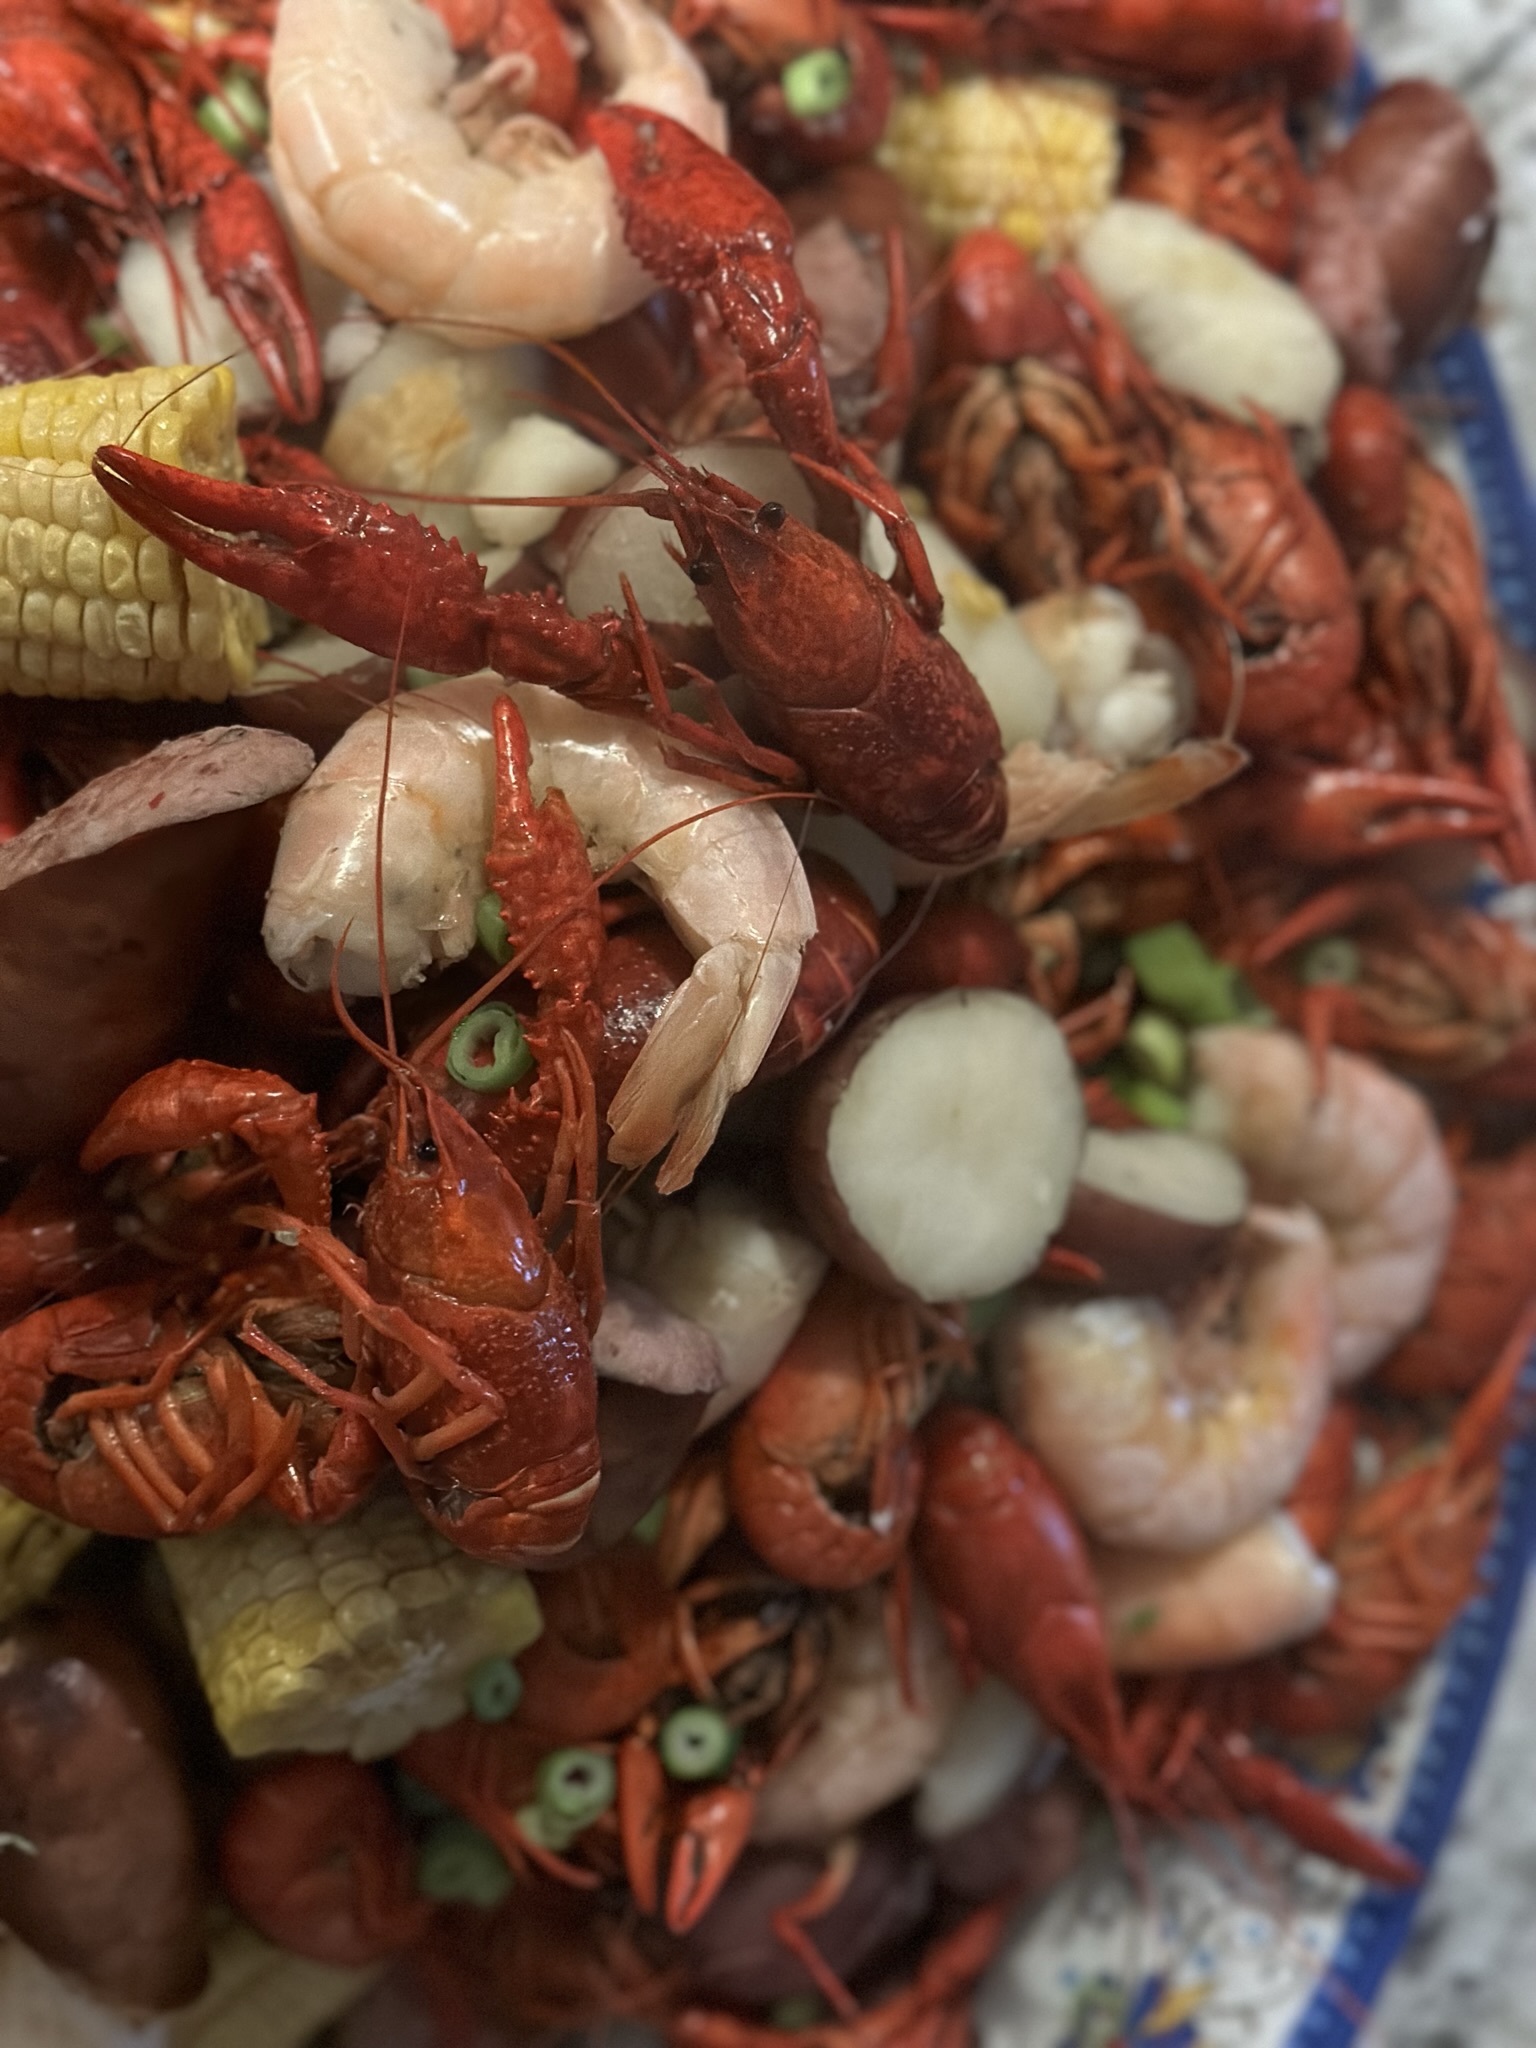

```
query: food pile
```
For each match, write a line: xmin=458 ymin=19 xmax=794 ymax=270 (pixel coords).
xmin=0 ymin=0 xmax=1531 ymax=2042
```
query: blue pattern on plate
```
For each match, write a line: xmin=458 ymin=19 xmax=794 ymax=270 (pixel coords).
xmin=1283 ymin=62 xmax=1536 ymax=2044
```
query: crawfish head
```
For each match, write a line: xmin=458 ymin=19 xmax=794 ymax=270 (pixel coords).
xmin=366 ymin=1081 xmax=551 ymax=1312
xmin=643 ymin=471 xmax=877 ymax=708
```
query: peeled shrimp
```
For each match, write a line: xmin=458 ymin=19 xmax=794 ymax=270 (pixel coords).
xmin=263 ymin=674 xmax=815 ymax=1190
xmin=1094 ymin=1511 xmax=1338 ymax=1673
xmin=269 ymin=0 xmax=726 ymax=343
xmin=749 ymin=1585 xmax=964 ymax=1847
xmin=996 ymin=1204 xmax=1334 ymax=1553
xmin=1189 ymin=1027 xmax=1457 ymax=1384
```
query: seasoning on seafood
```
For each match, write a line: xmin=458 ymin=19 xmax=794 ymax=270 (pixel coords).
xmin=1093 ymin=1509 xmax=1338 ymax=1671
xmin=0 ymin=0 xmax=321 ymax=417
xmin=1188 ymin=1026 xmax=1457 ymax=1384
xmin=998 ymin=1204 xmax=1333 ymax=1552
xmin=268 ymin=0 xmax=726 ymax=340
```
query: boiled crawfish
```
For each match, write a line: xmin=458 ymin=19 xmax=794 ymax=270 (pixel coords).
xmin=917 ymin=1404 xmax=1419 ymax=1886
xmin=0 ymin=0 xmax=320 ymax=415
xmin=1315 ymin=385 xmax=1536 ymax=879
xmin=90 ymin=432 xmax=1012 ymax=865
xmin=1239 ymin=874 xmax=1536 ymax=1093
xmin=403 ymin=1539 xmax=827 ymax=1930
xmin=75 ymin=1044 xmax=602 ymax=1565
xmin=1120 ymin=88 xmax=1309 ymax=274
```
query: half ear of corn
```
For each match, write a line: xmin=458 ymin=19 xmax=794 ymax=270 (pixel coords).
xmin=0 ymin=1488 xmax=91 ymax=1625
xmin=158 ymin=1488 xmax=543 ymax=1761
xmin=0 ymin=364 xmax=267 ymax=702
xmin=877 ymin=76 xmax=1120 ymax=254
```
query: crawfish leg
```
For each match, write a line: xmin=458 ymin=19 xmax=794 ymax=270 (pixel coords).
xmin=237 ymin=1209 xmax=504 ymax=1458
xmin=1210 ymin=1740 xmax=1421 ymax=1887
xmin=616 ymin=1732 xmax=667 ymax=1916
xmin=615 ymin=575 xmax=800 ymax=788
xmin=768 ymin=1842 xmax=862 ymax=2021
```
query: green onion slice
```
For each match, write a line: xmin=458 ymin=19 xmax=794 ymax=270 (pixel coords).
xmin=535 ymin=1747 xmax=616 ymax=1827
xmin=195 ymin=69 xmax=269 ymax=157
xmin=1124 ymin=923 xmax=1247 ymax=1028
xmin=465 ymin=1654 xmax=523 ymax=1723
xmin=1123 ymin=1009 xmax=1188 ymax=1092
xmin=415 ymin=1817 xmax=513 ymax=1907
xmin=781 ymin=46 xmax=852 ymax=120
xmin=1299 ymin=935 xmax=1362 ymax=987
xmin=445 ymin=1003 xmax=533 ymax=1093
xmin=474 ymin=889 xmax=514 ymax=964
xmin=658 ymin=1703 xmax=740 ymax=1782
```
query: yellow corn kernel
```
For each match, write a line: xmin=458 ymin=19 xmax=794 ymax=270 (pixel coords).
xmin=0 ymin=1488 xmax=91 ymax=1625
xmin=0 ymin=365 xmax=268 ymax=701
xmin=159 ymin=1487 xmax=543 ymax=1761
xmin=877 ymin=75 xmax=1120 ymax=254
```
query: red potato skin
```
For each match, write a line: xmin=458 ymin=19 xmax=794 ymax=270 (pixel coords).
xmin=929 ymin=1771 xmax=1088 ymax=1906
xmin=677 ymin=1816 xmax=934 ymax=2008
xmin=0 ymin=811 xmax=251 ymax=1158
xmin=1051 ymin=1178 xmax=1238 ymax=1298
xmin=0 ymin=1607 xmax=207 ymax=2010
xmin=558 ymin=1376 xmax=714 ymax=1562
xmin=1329 ymin=80 xmax=1496 ymax=365
xmin=1297 ymin=80 xmax=1497 ymax=383
xmin=788 ymin=996 xmax=928 ymax=1297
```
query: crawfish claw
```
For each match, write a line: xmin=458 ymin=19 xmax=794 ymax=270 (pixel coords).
xmin=193 ymin=184 xmax=325 ymax=424
xmin=664 ymin=1782 xmax=756 ymax=1933
xmin=91 ymin=446 xmax=495 ymax=674
xmin=1259 ymin=764 xmax=1509 ymax=863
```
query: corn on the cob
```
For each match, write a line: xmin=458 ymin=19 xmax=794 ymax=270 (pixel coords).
xmin=159 ymin=1489 xmax=543 ymax=1761
xmin=0 ymin=1487 xmax=91 ymax=1625
xmin=167 ymin=1915 xmax=378 ymax=2048
xmin=877 ymin=76 xmax=1120 ymax=254
xmin=0 ymin=365 xmax=267 ymax=702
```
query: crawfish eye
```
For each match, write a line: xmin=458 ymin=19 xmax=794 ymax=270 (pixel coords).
xmin=781 ymin=46 xmax=852 ymax=120
xmin=415 ymin=1138 xmax=439 ymax=1163
xmin=446 ymin=1003 xmax=533 ymax=1092
xmin=659 ymin=1703 xmax=740 ymax=1781
xmin=687 ymin=558 xmax=714 ymax=586
xmin=756 ymin=500 xmax=787 ymax=531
